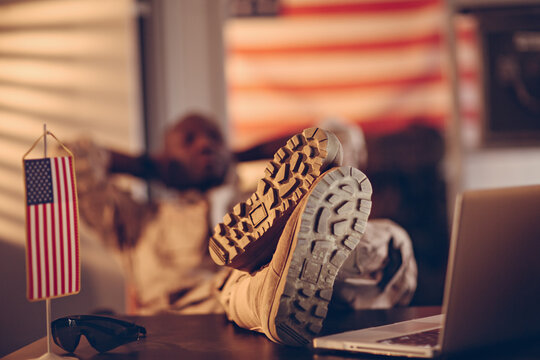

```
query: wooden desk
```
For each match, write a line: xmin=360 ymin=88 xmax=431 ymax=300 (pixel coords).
xmin=3 ymin=306 xmax=539 ymax=359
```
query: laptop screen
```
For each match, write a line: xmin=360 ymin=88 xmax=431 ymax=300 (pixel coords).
xmin=441 ymin=185 xmax=540 ymax=352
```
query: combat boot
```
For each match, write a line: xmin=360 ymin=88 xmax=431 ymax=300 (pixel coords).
xmin=209 ymin=128 xmax=343 ymax=272
xmin=219 ymin=166 xmax=372 ymax=345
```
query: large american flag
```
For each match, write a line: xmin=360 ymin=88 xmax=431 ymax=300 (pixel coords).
xmin=225 ymin=0 xmax=479 ymax=149
xmin=24 ymin=157 xmax=80 ymax=301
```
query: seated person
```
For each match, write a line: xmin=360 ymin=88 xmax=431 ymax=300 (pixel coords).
xmin=72 ymin=113 xmax=236 ymax=314
xmin=70 ymin=113 xmax=417 ymax=340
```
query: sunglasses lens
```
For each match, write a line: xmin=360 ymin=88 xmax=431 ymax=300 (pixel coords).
xmin=85 ymin=330 xmax=125 ymax=353
xmin=82 ymin=317 xmax=142 ymax=353
xmin=52 ymin=325 xmax=81 ymax=353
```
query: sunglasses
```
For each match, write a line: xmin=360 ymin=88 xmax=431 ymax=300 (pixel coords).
xmin=51 ymin=315 xmax=147 ymax=353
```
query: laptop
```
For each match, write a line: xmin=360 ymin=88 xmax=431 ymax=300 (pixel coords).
xmin=314 ymin=185 xmax=540 ymax=357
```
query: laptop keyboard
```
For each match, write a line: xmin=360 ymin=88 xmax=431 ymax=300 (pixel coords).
xmin=377 ymin=328 xmax=441 ymax=347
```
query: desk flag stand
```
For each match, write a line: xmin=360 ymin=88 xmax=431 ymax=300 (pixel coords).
xmin=22 ymin=125 xmax=80 ymax=360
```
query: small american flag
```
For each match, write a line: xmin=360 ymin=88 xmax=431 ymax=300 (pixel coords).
xmin=24 ymin=156 xmax=80 ymax=301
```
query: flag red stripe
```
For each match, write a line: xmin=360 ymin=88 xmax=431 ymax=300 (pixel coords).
xmin=42 ymin=204 xmax=50 ymax=298
xmin=26 ymin=205 xmax=34 ymax=300
xmin=230 ymin=71 xmax=477 ymax=93
xmin=61 ymin=157 xmax=74 ymax=293
xmin=60 ymin=158 xmax=71 ymax=293
xmin=356 ymin=114 xmax=445 ymax=134
xmin=34 ymin=206 xmax=42 ymax=299
xmin=280 ymin=0 xmax=441 ymax=16
xmin=68 ymin=157 xmax=80 ymax=292
xmin=51 ymin=159 xmax=59 ymax=297
xmin=229 ymin=32 xmax=442 ymax=56
xmin=64 ymin=157 xmax=73 ymax=293
xmin=54 ymin=157 xmax=66 ymax=295
xmin=50 ymin=178 xmax=58 ymax=297
xmin=232 ymin=113 xmax=446 ymax=138
xmin=228 ymin=27 xmax=475 ymax=56
xmin=230 ymin=73 xmax=444 ymax=93
xmin=38 ymin=205 xmax=44 ymax=299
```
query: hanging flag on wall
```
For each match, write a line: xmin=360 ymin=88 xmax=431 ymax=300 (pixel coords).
xmin=225 ymin=0 xmax=480 ymax=149
xmin=22 ymin=132 xmax=80 ymax=301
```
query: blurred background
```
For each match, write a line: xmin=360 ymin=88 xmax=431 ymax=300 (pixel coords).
xmin=1 ymin=0 xmax=540 ymax=356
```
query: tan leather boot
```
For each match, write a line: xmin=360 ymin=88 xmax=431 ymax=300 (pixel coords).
xmin=209 ymin=128 xmax=343 ymax=272
xmin=220 ymin=166 xmax=372 ymax=345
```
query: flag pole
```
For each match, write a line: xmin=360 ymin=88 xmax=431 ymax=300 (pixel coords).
xmin=34 ymin=124 xmax=65 ymax=360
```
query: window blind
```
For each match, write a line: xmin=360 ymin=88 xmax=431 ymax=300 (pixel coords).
xmin=0 ymin=0 xmax=142 ymax=244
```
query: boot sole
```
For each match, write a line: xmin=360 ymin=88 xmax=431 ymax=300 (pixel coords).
xmin=270 ymin=166 xmax=372 ymax=346
xmin=209 ymin=127 xmax=342 ymax=272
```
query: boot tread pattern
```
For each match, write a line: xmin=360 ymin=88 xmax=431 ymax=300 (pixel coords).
xmin=209 ymin=128 xmax=340 ymax=271
xmin=274 ymin=166 xmax=372 ymax=346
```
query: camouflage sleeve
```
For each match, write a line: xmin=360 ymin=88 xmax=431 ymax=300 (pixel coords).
xmin=68 ymin=138 xmax=155 ymax=250
xmin=333 ymin=219 xmax=418 ymax=309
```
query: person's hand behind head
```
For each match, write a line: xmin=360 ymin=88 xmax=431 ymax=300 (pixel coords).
xmin=58 ymin=138 xmax=111 ymax=194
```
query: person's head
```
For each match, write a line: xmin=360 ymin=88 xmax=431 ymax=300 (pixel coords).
xmin=161 ymin=112 xmax=231 ymax=190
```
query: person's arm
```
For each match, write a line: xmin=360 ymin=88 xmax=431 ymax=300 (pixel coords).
xmin=109 ymin=149 xmax=230 ymax=192
xmin=108 ymin=150 xmax=155 ymax=179
xmin=233 ymin=136 xmax=288 ymax=162
xmin=68 ymin=139 xmax=155 ymax=250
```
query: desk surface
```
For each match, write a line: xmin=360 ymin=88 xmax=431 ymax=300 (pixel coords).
xmin=3 ymin=306 xmax=540 ymax=360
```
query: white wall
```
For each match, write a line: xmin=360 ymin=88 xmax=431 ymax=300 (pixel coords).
xmin=463 ymin=148 xmax=540 ymax=190
xmin=144 ymin=0 xmax=228 ymax=151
